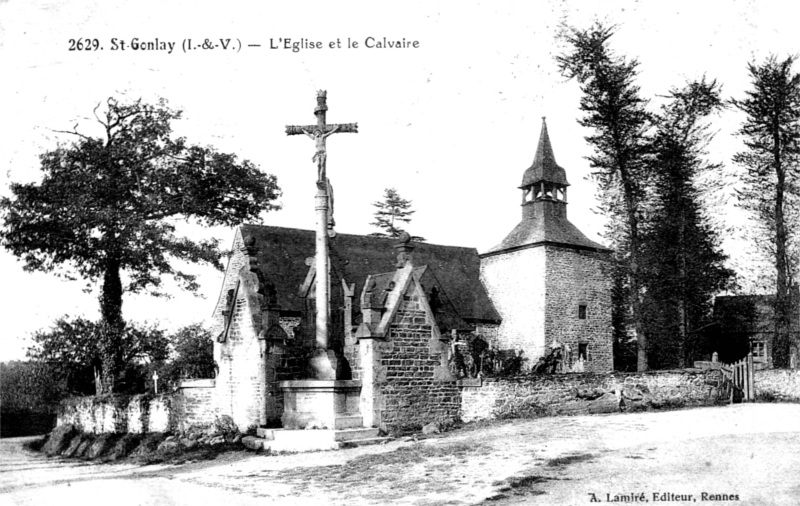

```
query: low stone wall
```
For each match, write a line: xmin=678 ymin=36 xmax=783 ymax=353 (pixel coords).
xmin=756 ymin=369 xmax=800 ymax=402
xmin=459 ymin=369 xmax=723 ymax=423
xmin=57 ymin=380 xmax=219 ymax=435
xmin=58 ymin=394 xmax=175 ymax=434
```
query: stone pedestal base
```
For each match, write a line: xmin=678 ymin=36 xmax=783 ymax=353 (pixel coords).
xmin=279 ymin=380 xmax=362 ymax=430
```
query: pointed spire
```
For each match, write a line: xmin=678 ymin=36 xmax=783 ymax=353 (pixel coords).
xmin=520 ymin=117 xmax=569 ymax=188
xmin=532 ymin=117 xmax=556 ymax=168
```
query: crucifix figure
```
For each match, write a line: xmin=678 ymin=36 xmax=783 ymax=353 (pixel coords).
xmin=303 ymin=126 xmax=338 ymax=184
xmin=286 ymin=90 xmax=358 ymax=187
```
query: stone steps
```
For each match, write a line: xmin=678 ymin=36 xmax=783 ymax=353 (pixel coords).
xmin=250 ymin=426 xmax=388 ymax=453
xmin=334 ymin=427 xmax=380 ymax=442
xmin=334 ymin=415 xmax=364 ymax=430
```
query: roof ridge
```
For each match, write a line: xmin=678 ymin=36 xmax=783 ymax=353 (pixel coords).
xmin=239 ymin=224 xmax=478 ymax=251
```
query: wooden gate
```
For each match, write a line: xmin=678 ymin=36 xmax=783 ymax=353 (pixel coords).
xmin=719 ymin=353 xmax=755 ymax=403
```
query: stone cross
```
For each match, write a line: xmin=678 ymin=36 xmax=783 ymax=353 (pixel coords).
xmin=285 ymin=90 xmax=358 ymax=187
xmin=153 ymin=370 xmax=160 ymax=395
xmin=286 ymin=91 xmax=358 ymax=366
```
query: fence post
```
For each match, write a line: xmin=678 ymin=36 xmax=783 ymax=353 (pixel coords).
xmin=744 ymin=355 xmax=749 ymax=401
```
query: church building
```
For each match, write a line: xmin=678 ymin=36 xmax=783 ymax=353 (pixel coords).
xmin=206 ymin=117 xmax=613 ymax=433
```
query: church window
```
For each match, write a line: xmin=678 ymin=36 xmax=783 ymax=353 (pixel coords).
xmin=578 ymin=342 xmax=589 ymax=361
xmin=578 ymin=304 xmax=587 ymax=319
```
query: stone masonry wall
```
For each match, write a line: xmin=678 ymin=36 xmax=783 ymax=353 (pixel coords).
xmin=474 ymin=322 xmax=500 ymax=348
xmin=265 ymin=341 xmax=307 ymax=427
xmin=174 ymin=379 xmax=218 ymax=429
xmin=480 ymin=247 xmax=546 ymax=362
xmin=58 ymin=384 xmax=223 ymax=435
xmin=216 ymin=281 xmax=265 ymax=431
xmin=376 ymin=283 xmax=460 ymax=433
xmin=212 ymin=229 xmax=311 ymax=430
xmin=57 ymin=369 xmax=799 ymax=435
xmin=58 ymin=395 xmax=175 ymax=434
xmin=460 ymin=369 xmax=723 ymax=423
xmin=213 ymin=231 xmax=248 ymax=426
xmin=756 ymin=369 xmax=800 ymax=401
xmin=545 ymin=247 xmax=613 ymax=372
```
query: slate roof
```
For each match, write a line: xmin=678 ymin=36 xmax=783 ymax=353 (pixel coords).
xmin=520 ymin=118 xmax=569 ymax=188
xmin=486 ymin=119 xmax=609 ymax=255
xmin=238 ymin=224 xmax=500 ymax=323
xmin=484 ymin=203 xmax=610 ymax=255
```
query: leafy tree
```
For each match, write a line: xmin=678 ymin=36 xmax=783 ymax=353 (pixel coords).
xmin=369 ymin=188 xmax=425 ymax=241
xmin=27 ymin=316 xmax=169 ymax=395
xmin=641 ymin=79 xmax=734 ymax=368
xmin=1 ymin=97 xmax=281 ymax=392
xmin=27 ymin=317 xmax=101 ymax=395
xmin=733 ymin=56 xmax=800 ymax=368
xmin=162 ymin=323 xmax=217 ymax=385
xmin=557 ymin=23 xmax=654 ymax=370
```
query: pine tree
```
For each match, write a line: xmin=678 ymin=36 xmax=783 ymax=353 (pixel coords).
xmin=642 ymin=79 xmax=734 ymax=368
xmin=369 ymin=188 xmax=425 ymax=241
xmin=557 ymin=23 xmax=654 ymax=370
xmin=733 ymin=56 xmax=800 ymax=368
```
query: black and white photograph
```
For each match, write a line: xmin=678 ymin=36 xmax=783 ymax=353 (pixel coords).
xmin=1 ymin=1 xmax=799 ymax=504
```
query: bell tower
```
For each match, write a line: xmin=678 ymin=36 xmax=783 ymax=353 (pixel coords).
xmin=520 ymin=118 xmax=569 ymax=220
xmin=479 ymin=116 xmax=613 ymax=373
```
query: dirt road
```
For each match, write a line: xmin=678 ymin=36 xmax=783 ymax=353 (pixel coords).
xmin=2 ymin=403 xmax=799 ymax=505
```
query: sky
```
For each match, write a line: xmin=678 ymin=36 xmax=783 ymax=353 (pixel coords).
xmin=0 ymin=0 xmax=794 ymax=361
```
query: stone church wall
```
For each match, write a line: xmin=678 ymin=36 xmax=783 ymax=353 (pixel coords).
xmin=374 ymin=285 xmax=460 ymax=433
xmin=479 ymin=245 xmax=612 ymax=372
xmin=215 ymin=281 xmax=266 ymax=431
xmin=479 ymin=247 xmax=546 ymax=364
xmin=544 ymin=246 xmax=613 ymax=372
xmin=212 ymin=230 xmax=254 ymax=429
xmin=474 ymin=322 xmax=500 ymax=348
xmin=211 ymin=230 xmax=310 ymax=430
